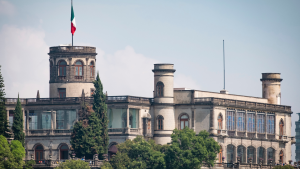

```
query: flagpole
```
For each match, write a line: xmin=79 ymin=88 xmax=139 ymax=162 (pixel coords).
xmin=72 ymin=0 xmax=73 ymax=46
xmin=223 ymin=40 xmax=225 ymax=90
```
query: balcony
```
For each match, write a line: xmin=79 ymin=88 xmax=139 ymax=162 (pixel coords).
xmin=194 ymin=97 xmax=292 ymax=113
xmin=291 ymin=137 xmax=296 ymax=144
xmin=217 ymin=129 xmax=228 ymax=137
xmin=278 ymin=135 xmax=289 ymax=143
xmin=108 ymin=128 xmax=140 ymax=135
xmin=27 ymin=129 xmax=72 ymax=136
xmin=106 ymin=96 xmax=151 ymax=105
xmin=49 ymin=46 xmax=96 ymax=54
xmin=5 ymin=97 xmax=93 ymax=105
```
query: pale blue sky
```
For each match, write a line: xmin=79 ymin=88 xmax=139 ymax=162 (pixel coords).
xmin=0 ymin=0 xmax=299 ymax=161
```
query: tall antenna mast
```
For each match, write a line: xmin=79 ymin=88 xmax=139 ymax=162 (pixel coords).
xmin=223 ymin=40 xmax=225 ymax=90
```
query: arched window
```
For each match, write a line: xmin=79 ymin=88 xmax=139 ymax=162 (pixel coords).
xmin=227 ymin=145 xmax=235 ymax=163
xmin=157 ymin=115 xmax=164 ymax=130
xmin=59 ymin=60 xmax=67 ymax=76
xmin=279 ymin=119 xmax=284 ymax=136
xmin=279 ymin=150 xmax=284 ymax=163
xmin=180 ymin=114 xmax=189 ymax=130
xmin=35 ymin=145 xmax=44 ymax=161
xmin=267 ymin=148 xmax=275 ymax=165
xmin=218 ymin=147 xmax=223 ymax=163
xmin=218 ymin=114 xmax=222 ymax=134
xmin=50 ymin=61 xmax=53 ymax=76
xmin=90 ymin=61 xmax=94 ymax=77
xmin=237 ymin=145 xmax=246 ymax=163
xmin=156 ymin=82 xmax=164 ymax=97
xmin=60 ymin=145 xmax=69 ymax=160
xmin=247 ymin=146 xmax=256 ymax=163
xmin=75 ymin=61 xmax=83 ymax=76
xmin=257 ymin=147 xmax=265 ymax=164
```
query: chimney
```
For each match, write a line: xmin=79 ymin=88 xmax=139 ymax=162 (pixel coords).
xmin=260 ymin=73 xmax=282 ymax=105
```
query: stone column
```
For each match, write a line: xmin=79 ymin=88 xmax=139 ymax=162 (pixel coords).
xmin=245 ymin=111 xmax=248 ymax=137
xmin=53 ymin=110 xmax=56 ymax=130
xmin=23 ymin=109 xmax=25 ymax=132
xmin=235 ymin=109 xmax=237 ymax=136
xmin=139 ymin=109 xmax=142 ymax=134
xmin=210 ymin=109 xmax=214 ymax=134
xmin=85 ymin=58 xmax=89 ymax=80
xmin=264 ymin=148 xmax=268 ymax=165
xmin=255 ymin=111 xmax=258 ymax=138
xmin=244 ymin=147 xmax=247 ymax=164
xmin=51 ymin=110 xmax=54 ymax=135
xmin=234 ymin=146 xmax=237 ymax=163
xmin=26 ymin=110 xmax=29 ymax=134
xmin=265 ymin=113 xmax=268 ymax=139
xmin=191 ymin=108 xmax=195 ymax=131
xmin=274 ymin=114 xmax=278 ymax=139
xmin=127 ymin=108 xmax=129 ymax=128
xmin=7 ymin=110 xmax=9 ymax=121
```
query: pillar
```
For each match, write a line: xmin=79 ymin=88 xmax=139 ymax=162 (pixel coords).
xmin=245 ymin=111 xmax=248 ymax=137
xmin=234 ymin=146 xmax=237 ymax=163
xmin=255 ymin=111 xmax=258 ymax=138
xmin=139 ymin=109 xmax=142 ymax=134
xmin=210 ymin=109 xmax=214 ymax=134
xmin=264 ymin=148 xmax=268 ymax=165
xmin=127 ymin=108 xmax=129 ymax=128
xmin=85 ymin=58 xmax=89 ymax=80
xmin=235 ymin=109 xmax=237 ymax=136
xmin=26 ymin=110 xmax=29 ymax=134
xmin=53 ymin=110 xmax=56 ymax=129
xmin=192 ymin=108 xmax=195 ymax=131
xmin=23 ymin=109 xmax=25 ymax=132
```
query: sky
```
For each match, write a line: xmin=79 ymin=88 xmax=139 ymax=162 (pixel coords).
xmin=0 ymin=0 xmax=299 ymax=161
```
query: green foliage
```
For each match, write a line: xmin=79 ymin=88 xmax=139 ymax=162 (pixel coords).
xmin=24 ymin=160 xmax=35 ymax=169
xmin=0 ymin=135 xmax=25 ymax=169
xmin=71 ymin=112 xmax=103 ymax=159
xmin=101 ymin=161 xmax=113 ymax=169
xmin=274 ymin=165 xmax=294 ymax=169
xmin=12 ymin=95 xmax=25 ymax=147
xmin=164 ymin=128 xmax=220 ymax=169
xmin=110 ymin=136 xmax=166 ymax=169
xmin=55 ymin=159 xmax=90 ymax=169
xmin=93 ymin=72 xmax=109 ymax=154
xmin=0 ymin=65 xmax=11 ymax=138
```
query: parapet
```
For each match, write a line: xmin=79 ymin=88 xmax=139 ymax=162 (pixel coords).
xmin=260 ymin=73 xmax=282 ymax=82
xmin=49 ymin=46 xmax=96 ymax=54
xmin=152 ymin=64 xmax=175 ymax=72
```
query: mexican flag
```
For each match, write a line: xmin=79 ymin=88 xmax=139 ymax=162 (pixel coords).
xmin=71 ymin=4 xmax=76 ymax=35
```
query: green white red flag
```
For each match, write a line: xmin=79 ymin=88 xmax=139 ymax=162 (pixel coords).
xmin=71 ymin=3 xmax=76 ymax=35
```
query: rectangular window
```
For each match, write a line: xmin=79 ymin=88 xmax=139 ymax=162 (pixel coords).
xmin=247 ymin=113 xmax=255 ymax=132
xmin=29 ymin=111 xmax=37 ymax=130
xmin=129 ymin=109 xmax=139 ymax=128
xmin=237 ymin=111 xmax=245 ymax=131
xmin=41 ymin=111 xmax=51 ymax=129
xmin=9 ymin=111 xmax=14 ymax=129
xmin=257 ymin=114 xmax=265 ymax=133
xmin=56 ymin=110 xmax=77 ymax=129
xmin=267 ymin=115 xmax=275 ymax=134
xmin=227 ymin=110 xmax=235 ymax=131
xmin=79 ymin=67 xmax=82 ymax=76
xmin=58 ymin=88 xmax=66 ymax=98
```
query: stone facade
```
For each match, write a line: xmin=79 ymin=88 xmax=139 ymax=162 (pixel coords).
xmin=4 ymin=47 xmax=295 ymax=166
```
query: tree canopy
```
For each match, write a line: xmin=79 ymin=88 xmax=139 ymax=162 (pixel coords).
xmin=0 ymin=65 xmax=11 ymax=138
xmin=110 ymin=136 xmax=166 ymax=169
xmin=0 ymin=135 xmax=25 ymax=169
xmin=55 ymin=159 xmax=90 ymax=169
xmin=12 ymin=94 xmax=25 ymax=147
xmin=108 ymin=128 xmax=220 ymax=169
xmin=71 ymin=72 xmax=108 ymax=159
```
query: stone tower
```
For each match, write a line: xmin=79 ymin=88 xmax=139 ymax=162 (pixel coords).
xmin=261 ymin=73 xmax=282 ymax=105
xmin=48 ymin=46 xmax=97 ymax=98
xmin=152 ymin=64 xmax=176 ymax=145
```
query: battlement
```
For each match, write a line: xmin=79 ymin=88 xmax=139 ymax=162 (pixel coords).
xmin=49 ymin=46 xmax=96 ymax=54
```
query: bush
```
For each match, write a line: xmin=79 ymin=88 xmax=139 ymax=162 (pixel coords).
xmin=55 ymin=159 xmax=90 ymax=169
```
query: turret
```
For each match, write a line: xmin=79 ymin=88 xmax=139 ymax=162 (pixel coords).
xmin=48 ymin=46 xmax=97 ymax=98
xmin=152 ymin=64 xmax=176 ymax=145
xmin=261 ymin=73 xmax=282 ymax=104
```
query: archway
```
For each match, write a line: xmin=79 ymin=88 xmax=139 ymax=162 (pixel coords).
xmin=247 ymin=146 xmax=256 ymax=163
xmin=237 ymin=145 xmax=246 ymax=163
xmin=227 ymin=144 xmax=235 ymax=163
xmin=35 ymin=144 xmax=44 ymax=161
xmin=60 ymin=144 xmax=69 ymax=160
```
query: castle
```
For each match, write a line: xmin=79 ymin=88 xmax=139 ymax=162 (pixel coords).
xmin=4 ymin=45 xmax=294 ymax=165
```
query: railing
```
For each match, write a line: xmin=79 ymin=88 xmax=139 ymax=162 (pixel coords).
xmin=49 ymin=46 xmax=96 ymax=53
xmin=237 ymin=132 xmax=246 ymax=137
xmin=28 ymin=129 xmax=72 ymax=136
xmin=194 ymin=97 xmax=292 ymax=112
xmin=75 ymin=76 xmax=83 ymax=79
xmin=106 ymin=96 xmax=152 ymax=105
xmin=228 ymin=131 xmax=235 ymax=137
xmin=257 ymin=133 xmax=266 ymax=139
xmin=108 ymin=128 xmax=126 ymax=133
xmin=58 ymin=76 xmax=66 ymax=80
xmin=54 ymin=129 xmax=73 ymax=133
xmin=5 ymin=97 xmax=92 ymax=105
xmin=217 ymin=129 xmax=228 ymax=136
xmin=267 ymin=134 xmax=275 ymax=139
xmin=108 ymin=128 xmax=140 ymax=135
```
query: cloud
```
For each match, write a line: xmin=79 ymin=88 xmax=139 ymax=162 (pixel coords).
xmin=97 ymin=46 xmax=159 ymax=97
xmin=0 ymin=25 xmax=49 ymax=98
xmin=174 ymin=73 xmax=201 ymax=90
xmin=0 ymin=0 xmax=15 ymax=16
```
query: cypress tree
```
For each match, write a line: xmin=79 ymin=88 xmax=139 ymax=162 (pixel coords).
xmin=92 ymin=72 xmax=109 ymax=154
xmin=12 ymin=94 xmax=25 ymax=147
xmin=0 ymin=65 xmax=11 ymax=138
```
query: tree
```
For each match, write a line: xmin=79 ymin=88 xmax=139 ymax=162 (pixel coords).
xmin=0 ymin=65 xmax=11 ymax=138
xmin=110 ymin=136 xmax=166 ymax=169
xmin=0 ymin=135 xmax=25 ymax=169
xmin=93 ymin=72 xmax=109 ymax=154
xmin=164 ymin=128 xmax=220 ymax=169
xmin=70 ymin=112 xmax=103 ymax=159
xmin=12 ymin=94 xmax=25 ymax=147
xmin=55 ymin=159 xmax=90 ymax=169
